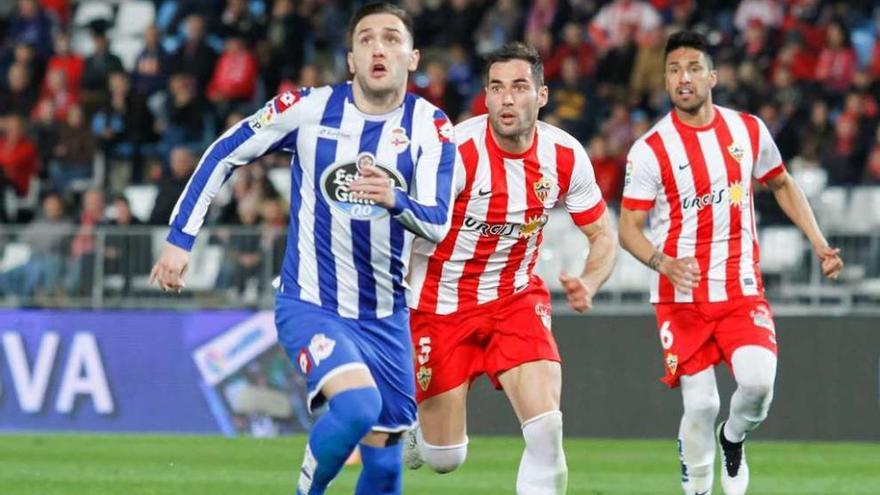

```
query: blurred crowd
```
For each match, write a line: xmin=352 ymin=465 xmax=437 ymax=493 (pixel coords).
xmin=1 ymin=0 xmax=880 ymax=300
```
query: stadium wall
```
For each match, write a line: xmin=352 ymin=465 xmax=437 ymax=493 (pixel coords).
xmin=1 ymin=311 xmax=876 ymax=441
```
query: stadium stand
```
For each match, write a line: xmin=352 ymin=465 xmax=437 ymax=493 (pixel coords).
xmin=0 ymin=0 xmax=879 ymax=311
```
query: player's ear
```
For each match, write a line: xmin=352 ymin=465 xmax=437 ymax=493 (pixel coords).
xmin=709 ymin=69 xmax=718 ymax=89
xmin=347 ymin=51 xmax=356 ymax=75
xmin=537 ymin=85 xmax=549 ymax=108
xmin=408 ymin=48 xmax=420 ymax=72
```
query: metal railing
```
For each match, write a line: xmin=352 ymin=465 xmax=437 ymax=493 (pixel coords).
xmin=1 ymin=222 xmax=878 ymax=314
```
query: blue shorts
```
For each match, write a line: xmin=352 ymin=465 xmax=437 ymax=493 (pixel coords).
xmin=275 ymin=293 xmax=416 ymax=433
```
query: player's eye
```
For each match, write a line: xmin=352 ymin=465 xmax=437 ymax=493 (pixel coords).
xmin=489 ymin=85 xmax=502 ymax=94
xmin=385 ymin=34 xmax=400 ymax=44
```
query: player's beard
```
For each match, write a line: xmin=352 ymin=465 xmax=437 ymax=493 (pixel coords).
xmin=354 ymin=70 xmax=405 ymax=108
xmin=671 ymin=89 xmax=708 ymax=115
xmin=489 ymin=107 xmax=538 ymax=143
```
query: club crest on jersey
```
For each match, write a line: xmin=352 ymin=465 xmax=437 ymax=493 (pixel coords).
xmin=533 ymin=176 xmax=553 ymax=202
xmin=320 ymin=152 xmax=406 ymax=220
xmin=665 ymin=353 xmax=679 ymax=375
xmin=728 ymin=181 xmax=747 ymax=209
xmin=388 ymin=127 xmax=410 ymax=153
xmin=417 ymin=366 xmax=432 ymax=391
xmin=728 ymin=143 xmax=745 ymax=163
xmin=534 ymin=303 xmax=552 ymax=330
xmin=308 ymin=334 xmax=336 ymax=366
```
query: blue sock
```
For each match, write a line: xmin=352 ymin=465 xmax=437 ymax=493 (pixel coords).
xmin=355 ymin=442 xmax=403 ymax=495
xmin=296 ymin=387 xmax=382 ymax=495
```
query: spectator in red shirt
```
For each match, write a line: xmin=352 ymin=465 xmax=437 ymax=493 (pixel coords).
xmin=544 ymin=22 xmax=596 ymax=83
xmin=0 ymin=114 xmax=39 ymax=197
xmin=43 ymin=32 xmax=82 ymax=94
xmin=32 ymin=67 xmax=78 ymax=122
xmin=206 ymin=37 xmax=259 ymax=118
xmin=815 ymin=20 xmax=857 ymax=96
xmin=587 ymin=135 xmax=624 ymax=205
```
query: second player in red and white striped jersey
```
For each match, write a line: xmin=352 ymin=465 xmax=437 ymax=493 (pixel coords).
xmin=622 ymin=106 xmax=784 ymax=304
xmin=408 ymin=114 xmax=607 ymax=315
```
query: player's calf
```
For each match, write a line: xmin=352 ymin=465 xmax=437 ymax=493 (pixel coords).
xmin=516 ymin=410 xmax=567 ymax=495
xmin=355 ymin=435 xmax=404 ymax=495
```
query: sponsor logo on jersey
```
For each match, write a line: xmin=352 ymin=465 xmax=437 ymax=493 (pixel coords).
xmin=319 ymin=152 xmax=406 ymax=220
xmin=533 ymin=176 xmax=553 ymax=202
xmin=308 ymin=334 xmax=336 ymax=366
xmin=389 ymin=127 xmax=410 ymax=153
xmin=624 ymin=161 xmax=633 ymax=186
xmin=434 ymin=117 xmax=452 ymax=143
xmin=462 ymin=214 xmax=548 ymax=239
xmin=274 ymin=90 xmax=302 ymax=113
xmin=681 ymin=183 xmax=749 ymax=211
xmin=665 ymin=353 xmax=678 ymax=375
xmin=417 ymin=366 xmax=432 ymax=391
xmin=728 ymin=143 xmax=745 ymax=163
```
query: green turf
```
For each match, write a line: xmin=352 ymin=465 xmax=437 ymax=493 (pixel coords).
xmin=1 ymin=434 xmax=878 ymax=494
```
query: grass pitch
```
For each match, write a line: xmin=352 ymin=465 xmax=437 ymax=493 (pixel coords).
xmin=1 ymin=434 xmax=878 ymax=494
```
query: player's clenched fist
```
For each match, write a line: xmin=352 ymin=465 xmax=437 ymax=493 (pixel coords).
xmin=351 ymin=164 xmax=397 ymax=209
xmin=558 ymin=273 xmax=595 ymax=313
xmin=814 ymin=245 xmax=843 ymax=280
xmin=658 ymin=255 xmax=701 ymax=293
xmin=149 ymin=243 xmax=190 ymax=293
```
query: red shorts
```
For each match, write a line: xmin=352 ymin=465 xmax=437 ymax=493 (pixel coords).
xmin=410 ymin=277 xmax=561 ymax=403
xmin=653 ymin=297 xmax=778 ymax=388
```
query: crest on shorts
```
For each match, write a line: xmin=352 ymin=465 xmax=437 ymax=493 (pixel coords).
xmin=665 ymin=353 xmax=679 ymax=375
xmin=728 ymin=143 xmax=745 ymax=163
xmin=308 ymin=334 xmax=336 ymax=366
xmin=533 ymin=176 xmax=553 ymax=202
xmin=417 ymin=366 xmax=432 ymax=391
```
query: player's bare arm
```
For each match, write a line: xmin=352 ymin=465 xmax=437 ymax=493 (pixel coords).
xmin=764 ymin=171 xmax=843 ymax=279
xmin=149 ymin=243 xmax=190 ymax=293
xmin=559 ymin=209 xmax=617 ymax=313
xmin=619 ymin=207 xmax=701 ymax=292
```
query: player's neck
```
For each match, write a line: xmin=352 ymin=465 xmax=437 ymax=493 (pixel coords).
xmin=351 ymin=81 xmax=405 ymax=115
xmin=673 ymin=101 xmax=715 ymax=128
xmin=489 ymin=124 xmax=536 ymax=156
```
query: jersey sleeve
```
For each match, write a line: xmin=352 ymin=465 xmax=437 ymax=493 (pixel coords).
xmin=166 ymin=89 xmax=308 ymax=251
xmin=752 ymin=117 xmax=785 ymax=183
xmin=388 ymin=108 xmax=457 ymax=243
xmin=565 ymin=145 xmax=607 ymax=226
xmin=621 ymin=139 xmax=661 ymax=211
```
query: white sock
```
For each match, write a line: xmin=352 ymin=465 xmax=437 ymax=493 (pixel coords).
xmin=517 ymin=410 xmax=567 ymax=495
xmin=679 ymin=368 xmax=720 ymax=494
xmin=417 ymin=427 xmax=468 ymax=474
xmin=725 ymin=346 xmax=776 ymax=442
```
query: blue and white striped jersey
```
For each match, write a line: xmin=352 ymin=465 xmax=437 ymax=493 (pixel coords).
xmin=166 ymin=83 xmax=457 ymax=319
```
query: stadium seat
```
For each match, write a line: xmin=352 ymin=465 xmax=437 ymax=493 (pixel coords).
xmin=111 ymin=36 xmax=145 ymax=72
xmin=792 ymin=167 xmax=827 ymax=202
xmin=72 ymin=1 xmax=114 ymax=27
xmin=267 ymin=167 xmax=292 ymax=200
xmin=0 ymin=242 xmax=32 ymax=272
xmin=186 ymin=245 xmax=223 ymax=290
xmin=845 ymin=187 xmax=880 ymax=234
xmin=759 ymin=227 xmax=805 ymax=274
xmin=112 ymin=1 xmax=155 ymax=37
xmin=615 ymin=250 xmax=653 ymax=292
xmin=814 ymin=187 xmax=848 ymax=234
xmin=123 ymin=184 xmax=158 ymax=223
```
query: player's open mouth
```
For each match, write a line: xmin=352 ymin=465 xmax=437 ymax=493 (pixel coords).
xmin=371 ymin=64 xmax=387 ymax=77
xmin=500 ymin=112 xmax=516 ymax=123
xmin=677 ymin=87 xmax=694 ymax=96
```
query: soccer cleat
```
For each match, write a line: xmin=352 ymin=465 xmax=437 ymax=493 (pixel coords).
xmin=717 ymin=422 xmax=749 ymax=495
xmin=402 ymin=425 xmax=424 ymax=470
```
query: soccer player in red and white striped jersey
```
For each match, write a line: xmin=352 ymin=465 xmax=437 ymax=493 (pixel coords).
xmin=619 ymin=31 xmax=843 ymax=495
xmin=403 ymin=43 xmax=617 ymax=494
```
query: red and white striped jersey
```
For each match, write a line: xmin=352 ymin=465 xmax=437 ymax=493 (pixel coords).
xmin=409 ymin=115 xmax=607 ymax=315
xmin=622 ymin=105 xmax=786 ymax=304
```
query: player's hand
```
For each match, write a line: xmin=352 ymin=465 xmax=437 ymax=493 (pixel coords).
xmin=149 ymin=242 xmax=190 ymax=293
xmin=559 ymin=273 xmax=594 ymax=313
xmin=814 ymin=245 xmax=843 ymax=280
xmin=659 ymin=256 xmax=701 ymax=293
xmin=351 ymin=164 xmax=396 ymax=209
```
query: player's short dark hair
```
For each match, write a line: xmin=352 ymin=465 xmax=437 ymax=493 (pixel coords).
xmin=484 ymin=42 xmax=545 ymax=87
xmin=664 ymin=31 xmax=714 ymax=69
xmin=347 ymin=3 xmax=414 ymax=47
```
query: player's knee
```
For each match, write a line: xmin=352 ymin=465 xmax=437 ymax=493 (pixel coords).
xmin=331 ymin=387 xmax=383 ymax=436
xmin=421 ymin=438 xmax=468 ymax=473
xmin=683 ymin=390 xmax=721 ymax=421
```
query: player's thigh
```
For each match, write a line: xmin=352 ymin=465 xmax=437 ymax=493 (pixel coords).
xmin=274 ymin=294 xmax=373 ymax=410
xmin=497 ymin=359 xmax=561 ymax=424
xmin=418 ymin=382 xmax=469 ymax=446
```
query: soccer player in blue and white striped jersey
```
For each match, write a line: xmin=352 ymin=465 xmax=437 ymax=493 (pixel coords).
xmin=149 ymin=4 xmax=457 ymax=494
